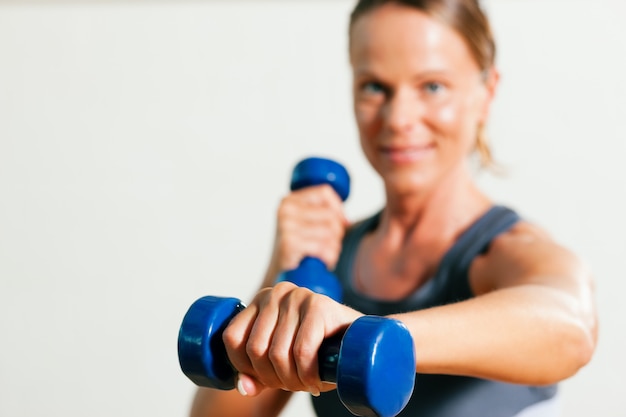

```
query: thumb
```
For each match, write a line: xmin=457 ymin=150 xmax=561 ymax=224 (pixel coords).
xmin=236 ymin=373 xmax=266 ymax=397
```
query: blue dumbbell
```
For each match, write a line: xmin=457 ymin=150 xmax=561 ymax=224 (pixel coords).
xmin=178 ymin=295 xmax=416 ymax=417
xmin=275 ymin=157 xmax=350 ymax=302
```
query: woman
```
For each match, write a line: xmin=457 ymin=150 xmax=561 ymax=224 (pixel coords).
xmin=191 ymin=1 xmax=598 ymax=416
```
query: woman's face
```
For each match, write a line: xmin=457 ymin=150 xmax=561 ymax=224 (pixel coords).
xmin=350 ymin=4 xmax=496 ymax=196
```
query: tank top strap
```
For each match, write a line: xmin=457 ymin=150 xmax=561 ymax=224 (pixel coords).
xmin=335 ymin=206 xmax=522 ymax=311
xmin=438 ymin=205 xmax=522 ymax=302
xmin=334 ymin=210 xmax=381 ymax=289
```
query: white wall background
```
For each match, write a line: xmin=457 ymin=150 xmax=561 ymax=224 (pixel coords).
xmin=0 ymin=1 xmax=624 ymax=416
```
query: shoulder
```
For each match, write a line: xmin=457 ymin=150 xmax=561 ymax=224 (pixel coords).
xmin=488 ymin=221 xmax=553 ymax=253
xmin=488 ymin=221 xmax=574 ymax=264
xmin=469 ymin=220 xmax=591 ymax=295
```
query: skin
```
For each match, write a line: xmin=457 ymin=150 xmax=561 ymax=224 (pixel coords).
xmin=190 ymin=4 xmax=598 ymax=417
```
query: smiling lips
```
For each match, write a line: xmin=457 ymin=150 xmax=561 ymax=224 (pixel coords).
xmin=380 ymin=143 xmax=436 ymax=163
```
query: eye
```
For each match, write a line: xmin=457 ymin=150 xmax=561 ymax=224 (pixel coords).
xmin=423 ymin=81 xmax=445 ymax=95
xmin=361 ymin=81 xmax=387 ymax=96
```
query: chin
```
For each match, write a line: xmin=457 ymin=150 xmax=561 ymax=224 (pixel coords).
xmin=382 ymin=169 xmax=436 ymax=196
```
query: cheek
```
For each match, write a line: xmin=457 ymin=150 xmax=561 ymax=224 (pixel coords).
xmin=426 ymin=102 xmax=465 ymax=144
xmin=354 ymin=102 xmax=380 ymax=138
xmin=354 ymin=103 xmax=382 ymax=167
xmin=429 ymin=97 xmax=480 ymax=144
xmin=434 ymin=103 xmax=458 ymax=126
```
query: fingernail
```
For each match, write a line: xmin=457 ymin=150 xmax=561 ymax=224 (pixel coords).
xmin=309 ymin=386 xmax=320 ymax=397
xmin=237 ymin=377 xmax=248 ymax=396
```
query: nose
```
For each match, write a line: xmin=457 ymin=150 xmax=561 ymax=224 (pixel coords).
xmin=383 ymin=88 xmax=421 ymax=135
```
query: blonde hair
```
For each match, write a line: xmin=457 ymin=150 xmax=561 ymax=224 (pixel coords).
xmin=350 ymin=0 xmax=499 ymax=169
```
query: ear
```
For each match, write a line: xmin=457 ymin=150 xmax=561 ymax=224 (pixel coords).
xmin=478 ymin=66 xmax=500 ymax=124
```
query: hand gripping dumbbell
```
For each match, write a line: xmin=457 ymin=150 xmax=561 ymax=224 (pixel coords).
xmin=274 ymin=157 xmax=351 ymax=302
xmin=177 ymin=158 xmax=416 ymax=416
xmin=178 ymin=296 xmax=416 ymax=417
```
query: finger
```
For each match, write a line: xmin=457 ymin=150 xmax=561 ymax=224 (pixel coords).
xmin=293 ymin=297 xmax=328 ymax=395
xmin=245 ymin=290 xmax=284 ymax=388
xmin=315 ymin=184 xmax=349 ymax=221
xmin=297 ymin=299 xmax=364 ymax=395
xmin=278 ymin=198 xmax=344 ymax=234
xmin=290 ymin=185 xmax=346 ymax=220
xmin=281 ymin=211 xmax=346 ymax=247
xmin=279 ymin=211 xmax=346 ymax=269
xmin=279 ymin=222 xmax=343 ymax=254
xmin=222 ymin=302 xmax=259 ymax=378
xmin=292 ymin=184 xmax=342 ymax=206
xmin=279 ymin=187 xmax=345 ymax=234
xmin=267 ymin=289 xmax=307 ymax=391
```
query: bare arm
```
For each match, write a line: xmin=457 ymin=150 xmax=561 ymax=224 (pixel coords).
xmin=211 ymin=221 xmax=596 ymax=398
xmin=190 ymin=387 xmax=292 ymax=417
xmin=391 ymin=222 xmax=598 ymax=385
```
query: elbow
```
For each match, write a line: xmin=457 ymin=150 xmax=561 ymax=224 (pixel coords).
xmin=567 ymin=331 xmax=595 ymax=378
xmin=567 ymin=301 xmax=599 ymax=376
xmin=571 ymin=317 xmax=598 ymax=373
xmin=543 ymin=318 xmax=597 ymax=385
xmin=565 ymin=260 xmax=598 ymax=375
xmin=546 ymin=279 xmax=599 ymax=384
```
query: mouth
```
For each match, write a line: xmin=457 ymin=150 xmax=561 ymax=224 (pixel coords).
xmin=380 ymin=144 xmax=436 ymax=163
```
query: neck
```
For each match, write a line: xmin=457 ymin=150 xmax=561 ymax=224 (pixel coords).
xmin=379 ymin=164 xmax=491 ymax=245
xmin=353 ymin=164 xmax=492 ymax=301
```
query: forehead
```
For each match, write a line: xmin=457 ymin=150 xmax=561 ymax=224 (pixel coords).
xmin=349 ymin=4 xmax=478 ymax=75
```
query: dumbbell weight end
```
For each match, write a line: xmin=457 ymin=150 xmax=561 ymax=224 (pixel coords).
xmin=178 ymin=296 xmax=245 ymax=390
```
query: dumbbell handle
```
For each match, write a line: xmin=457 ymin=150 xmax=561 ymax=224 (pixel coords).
xmin=179 ymin=295 xmax=348 ymax=389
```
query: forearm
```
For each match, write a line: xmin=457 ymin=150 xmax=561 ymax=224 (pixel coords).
xmin=190 ymin=387 xmax=292 ymax=417
xmin=392 ymin=285 xmax=597 ymax=385
xmin=261 ymin=246 xmax=282 ymax=288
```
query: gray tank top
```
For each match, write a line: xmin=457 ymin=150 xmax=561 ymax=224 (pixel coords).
xmin=311 ymin=206 xmax=558 ymax=417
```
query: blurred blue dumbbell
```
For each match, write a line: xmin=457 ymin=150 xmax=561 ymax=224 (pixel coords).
xmin=275 ymin=157 xmax=350 ymax=302
xmin=178 ymin=295 xmax=416 ymax=417
xmin=178 ymin=157 xmax=416 ymax=416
